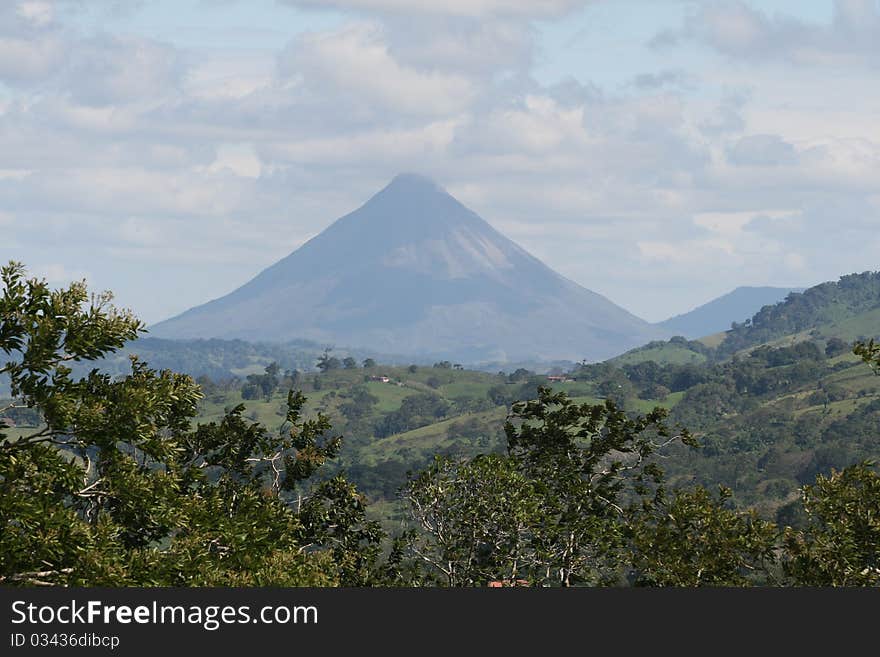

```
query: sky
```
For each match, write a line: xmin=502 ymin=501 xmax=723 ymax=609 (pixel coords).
xmin=2 ymin=0 xmax=879 ymax=324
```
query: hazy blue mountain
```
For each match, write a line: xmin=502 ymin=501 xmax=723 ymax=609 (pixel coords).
xmin=151 ymin=174 xmax=667 ymax=363
xmin=656 ymin=286 xmax=805 ymax=339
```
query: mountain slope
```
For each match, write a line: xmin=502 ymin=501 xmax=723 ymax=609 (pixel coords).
xmin=657 ymin=286 xmax=804 ymax=339
xmin=152 ymin=174 xmax=666 ymax=362
xmin=717 ymin=271 xmax=880 ymax=356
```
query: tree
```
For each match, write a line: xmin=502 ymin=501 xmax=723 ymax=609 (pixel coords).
xmin=626 ymin=486 xmax=778 ymax=586
xmin=503 ymin=388 xmax=695 ymax=586
xmin=316 ymin=349 xmax=341 ymax=373
xmin=782 ymin=462 xmax=880 ymax=586
xmin=0 ymin=263 xmax=381 ymax=586
xmin=854 ymin=339 xmax=879 ymax=375
xmin=596 ymin=371 xmax=634 ymax=406
xmin=362 ymin=358 xmax=376 ymax=369
xmin=339 ymin=385 xmax=378 ymax=422
xmin=241 ymin=362 xmax=280 ymax=401
xmin=374 ymin=393 xmax=450 ymax=437
xmin=402 ymin=455 xmax=541 ymax=587
xmin=507 ymin=368 xmax=532 ymax=383
xmin=824 ymin=337 xmax=849 ymax=358
xmin=298 ymin=476 xmax=385 ymax=586
xmin=342 ymin=356 xmax=358 ymax=370
xmin=401 ymin=387 xmax=696 ymax=587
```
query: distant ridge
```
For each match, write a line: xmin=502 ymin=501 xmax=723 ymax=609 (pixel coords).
xmin=151 ymin=174 xmax=668 ymax=363
xmin=716 ymin=271 xmax=880 ymax=356
xmin=656 ymin=286 xmax=805 ymax=339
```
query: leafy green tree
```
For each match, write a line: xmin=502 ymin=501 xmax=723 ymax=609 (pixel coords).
xmin=402 ymin=455 xmax=541 ymax=586
xmin=362 ymin=358 xmax=376 ymax=369
xmin=401 ymin=388 xmax=696 ymax=587
xmin=339 ymin=385 xmax=378 ymax=422
xmin=596 ymin=371 xmax=634 ymax=406
xmin=504 ymin=388 xmax=696 ymax=586
xmin=782 ymin=462 xmax=880 ymax=586
xmin=316 ymin=349 xmax=341 ymax=372
xmin=241 ymin=362 xmax=280 ymax=401
xmin=297 ymin=476 xmax=385 ymax=586
xmin=342 ymin=357 xmax=358 ymax=370
xmin=0 ymin=263 xmax=380 ymax=586
xmin=626 ymin=486 xmax=778 ymax=586
xmin=824 ymin=337 xmax=850 ymax=358
xmin=375 ymin=393 xmax=450 ymax=437
xmin=506 ymin=368 xmax=527 ymax=383
xmin=854 ymin=339 xmax=879 ymax=375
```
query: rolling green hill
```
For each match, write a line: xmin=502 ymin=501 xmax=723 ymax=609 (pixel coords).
xmin=610 ymin=337 xmax=710 ymax=366
xmin=177 ymin=334 xmax=878 ymax=526
xmin=170 ymin=270 xmax=880 ymax=521
xmin=717 ymin=270 xmax=880 ymax=356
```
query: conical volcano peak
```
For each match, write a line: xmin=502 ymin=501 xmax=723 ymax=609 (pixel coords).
xmin=368 ymin=173 xmax=456 ymax=218
xmin=354 ymin=172 xmax=479 ymax=237
xmin=152 ymin=174 xmax=667 ymax=362
xmin=383 ymin=172 xmax=444 ymax=196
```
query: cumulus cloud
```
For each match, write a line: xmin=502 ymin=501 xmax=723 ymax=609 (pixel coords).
xmin=0 ymin=2 xmax=66 ymax=83
xmin=62 ymin=35 xmax=184 ymax=106
xmin=0 ymin=34 xmax=66 ymax=82
xmin=279 ymin=22 xmax=475 ymax=117
xmin=2 ymin=0 xmax=879 ymax=323
xmin=726 ymin=134 xmax=797 ymax=166
xmin=659 ymin=0 xmax=880 ymax=68
xmin=32 ymin=262 xmax=91 ymax=285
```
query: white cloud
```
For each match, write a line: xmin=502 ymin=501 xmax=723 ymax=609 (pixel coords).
xmin=16 ymin=1 xmax=54 ymax=27
xmin=486 ymin=95 xmax=590 ymax=154
xmin=63 ymin=35 xmax=184 ymax=106
xmin=184 ymin=52 xmax=275 ymax=100
xmin=663 ymin=0 xmax=880 ymax=68
xmin=0 ymin=34 xmax=66 ymax=82
xmin=32 ymin=263 xmax=90 ymax=285
xmin=281 ymin=22 xmax=475 ymax=116
xmin=726 ymin=134 xmax=797 ymax=166
xmin=204 ymin=143 xmax=263 ymax=178
xmin=263 ymin=120 xmax=459 ymax=166
xmin=2 ymin=0 xmax=879 ymax=324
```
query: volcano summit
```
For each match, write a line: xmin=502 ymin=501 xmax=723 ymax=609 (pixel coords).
xmin=151 ymin=174 xmax=665 ymax=362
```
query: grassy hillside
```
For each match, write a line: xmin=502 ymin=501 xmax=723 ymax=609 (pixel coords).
xmin=717 ymin=270 xmax=880 ymax=356
xmin=613 ymin=272 xmax=880 ymax=366
xmin=612 ymin=342 xmax=708 ymax=366
xmin=173 ymin=333 xmax=880 ymax=526
xmin=6 ymin=269 xmax=879 ymax=529
xmin=166 ymin=270 xmax=880 ymax=523
xmin=610 ymin=336 xmax=712 ymax=366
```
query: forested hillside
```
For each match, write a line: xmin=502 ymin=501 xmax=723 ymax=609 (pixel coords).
xmin=3 ymin=263 xmax=880 ymax=587
xmin=717 ymin=271 xmax=880 ymax=356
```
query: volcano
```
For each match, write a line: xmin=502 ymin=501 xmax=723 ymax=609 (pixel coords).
xmin=151 ymin=174 xmax=665 ymax=362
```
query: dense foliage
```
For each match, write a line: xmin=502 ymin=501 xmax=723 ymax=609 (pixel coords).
xmin=0 ymin=263 xmax=382 ymax=586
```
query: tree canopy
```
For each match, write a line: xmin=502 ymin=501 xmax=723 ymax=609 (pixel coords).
xmin=0 ymin=262 xmax=381 ymax=586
